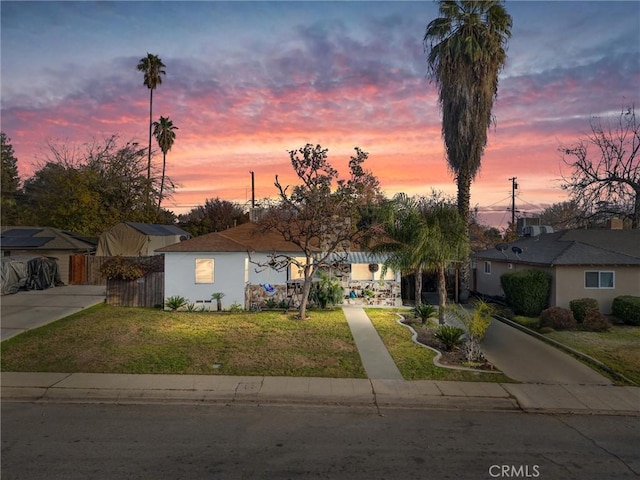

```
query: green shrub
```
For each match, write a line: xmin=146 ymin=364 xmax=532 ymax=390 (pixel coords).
xmin=278 ymin=299 xmax=289 ymax=309
xmin=265 ymin=298 xmax=278 ymax=309
xmin=99 ymin=256 xmax=145 ymax=280
xmin=165 ymin=296 xmax=188 ymax=311
xmin=570 ymin=298 xmax=599 ymax=323
xmin=611 ymin=296 xmax=640 ymax=326
xmin=433 ymin=325 xmax=465 ymax=351
xmin=539 ymin=306 xmax=576 ymax=330
xmin=500 ymin=269 xmax=552 ymax=316
xmin=309 ymin=271 xmax=343 ymax=309
xmin=228 ymin=302 xmax=244 ymax=312
xmin=413 ymin=304 xmax=437 ymax=324
xmin=582 ymin=312 xmax=612 ymax=332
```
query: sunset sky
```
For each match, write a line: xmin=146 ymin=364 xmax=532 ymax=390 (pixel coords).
xmin=2 ymin=1 xmax=639 ymax=229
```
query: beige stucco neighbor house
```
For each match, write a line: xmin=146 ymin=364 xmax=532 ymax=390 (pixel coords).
xmin=156 ymin=222 xmax=401 ymax=310
xmin=472 ymin=229 xmax=640 ymax=314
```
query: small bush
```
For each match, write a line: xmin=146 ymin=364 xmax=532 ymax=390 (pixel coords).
xmin=433 ymin=325 xmax=465 ymax=351
xmin=500 ymin=269 xmax=552 ymax=316
xmin=539 ymin=306 xmax=577 ymax=330
xmin=612 ymin=296 xmax=640 ymax=326
xmin=165 ymin=296 xmax=188 ymax=311
xmin=413 ymin=304 xmax=437 ymax=324
xmin=278 ymin=299 xmax=289 ymax=309
xmin=582 ymin=312 xmax=612 ymax=332
xmin=570 ymin=298 xmax=599 ymax=323
xmin=228 ymin=302 xmax=244 ymax=312
xmin=265 ymin=298 xmax=278 ymax=309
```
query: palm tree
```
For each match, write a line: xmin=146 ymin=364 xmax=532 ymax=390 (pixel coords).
xmin=152 ymin=116 xmax=178 ymax=212
xmin=371 ymin=193 xmax=468 ymax=323
xmin=424 ymin=0 xmax=512 ymax=299
xmin=137 ymin=53 xmax=166 ymax=182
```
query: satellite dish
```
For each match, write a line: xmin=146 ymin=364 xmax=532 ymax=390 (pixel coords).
xmin=495 ymin=243 xmax=509 ymax=252
xmin=512 ymin=246 xmax=523 ymax=255
xmin=179 ymin=235 xmax=188 ymax=241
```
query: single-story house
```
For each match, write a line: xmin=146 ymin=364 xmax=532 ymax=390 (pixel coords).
xmin=0 ymin=226 xmax=97 ymax=284
xmin=472 ymin=229 xmax=640 ymax=314
xmin=96 ymin=222 xmax=191 ymax=256
xmin=156 ymin=222 xmax=401 ymax=310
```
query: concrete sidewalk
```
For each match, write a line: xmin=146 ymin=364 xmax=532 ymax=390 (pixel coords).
xmin=2 ymin=372 xmax=638 ymax=415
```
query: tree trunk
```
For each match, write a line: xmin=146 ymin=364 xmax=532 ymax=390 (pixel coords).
xmin=437 ymin=265 xmax=447 ymax=325
xmin=298 ymin=265 xmax=314 ymax=319
xmin=414 ymin=265 xmax=423 ymax=306
xmin=147 ymin=88 xmax=153 ymax=181
xmin=157 ymin=151 xmax=166 ymax=214
xmin=457 ymin=171 xmax=472 ymax=302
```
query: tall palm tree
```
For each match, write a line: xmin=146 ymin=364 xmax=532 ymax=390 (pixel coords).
xmin=152 ymin=116 xmax=178 ymax=213
xmin=424 ymin=0 xmax=512 ymax=299
xmin=137 ymin=53 xmax=166 ymax=182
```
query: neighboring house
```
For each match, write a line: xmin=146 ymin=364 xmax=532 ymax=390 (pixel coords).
xmin=96 ymin=222 xmax=191 ymax=256
xmin=0 ymin=226 xmax=97 ymax=285
xmin=156 ymin=222 xmax=401 ymax=310
xmin=472 ymin=229 xmax=640 ymax=314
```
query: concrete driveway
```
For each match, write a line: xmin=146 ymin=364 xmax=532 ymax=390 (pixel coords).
xmin=1 ymin=285 xmax=106 ymax=341
xmin=481 ymin=318 xmax=613 ymax=385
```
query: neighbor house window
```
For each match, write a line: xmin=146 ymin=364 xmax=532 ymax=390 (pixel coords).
xmin=195 ymin=258 xmax=214 ymax=283
xmin=484 ymin=261 xmax=492 ymax=274
xmin=585 ymin=271 xmax=614 ymax=289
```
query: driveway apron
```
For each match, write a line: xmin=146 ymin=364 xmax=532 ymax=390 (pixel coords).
xmin=481 ymin=318 xmax=612 ymax=385
xmin=1 ymin=285 xmax=106 ymax=341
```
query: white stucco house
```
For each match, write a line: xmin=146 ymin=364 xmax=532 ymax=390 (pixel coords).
xmin=156 ymin=222 xmax=402 ymax=310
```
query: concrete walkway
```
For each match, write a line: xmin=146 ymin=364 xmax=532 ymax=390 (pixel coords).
xmin=343 ymin=306 xmax=403 ymax=380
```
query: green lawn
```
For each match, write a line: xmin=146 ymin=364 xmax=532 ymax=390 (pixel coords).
xmin=546 ymin=326 xmax=640 ymax=385
xmin=0 ymin=304 xmax=366 ymax=378
xmin=365 ymin=309 xmax=513 ymax=383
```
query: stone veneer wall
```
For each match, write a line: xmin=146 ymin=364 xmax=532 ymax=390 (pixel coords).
xmin=245 ymin=267 xmax=402 ymax=309
xmin=342 ymin=279 xmax=402 ymax=307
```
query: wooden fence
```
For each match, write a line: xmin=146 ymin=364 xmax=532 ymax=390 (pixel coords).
xmin=106 ymin=272 xmax=164 ymax=308
xmin=68 ymin=255 xmax=109 ymax=285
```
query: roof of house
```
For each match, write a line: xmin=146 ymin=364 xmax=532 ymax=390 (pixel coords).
xmin=156 ymin=222 xmax=311 ymax=253
xmin=0 ymin=226 xmax=97 ymax=251
xmin=124 ymin=222 xmax=190 ymax=237
xmin=472 ymin=229 xmax=640 ymax=266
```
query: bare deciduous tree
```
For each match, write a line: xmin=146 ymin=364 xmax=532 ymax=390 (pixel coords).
xmin=561 ymin=106 xmax=640 ymax=228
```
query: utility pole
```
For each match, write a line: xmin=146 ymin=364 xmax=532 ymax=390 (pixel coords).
xmin=250 ymin=171 xmax=255 ymax=209
xmin=509 ymin=177 xmax=518 ymax=228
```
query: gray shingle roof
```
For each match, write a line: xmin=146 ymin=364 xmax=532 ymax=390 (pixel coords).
xmin=473 ymin=229 xmax=640 ymax=266
xmin=0 ymin=226 xmax=97 ymax=251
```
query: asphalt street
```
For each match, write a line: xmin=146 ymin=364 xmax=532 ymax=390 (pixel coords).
xmin=2 ymin=402 xmax=638 ymax=480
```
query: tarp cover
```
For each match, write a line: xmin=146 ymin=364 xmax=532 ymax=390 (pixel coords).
xmin=0 ymin=256 xmax=63 ymax=295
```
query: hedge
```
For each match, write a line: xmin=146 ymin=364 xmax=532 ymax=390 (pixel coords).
xmin=611 ymin=296 xmax=640 ymax=326
xmin=500 ymin=269 xmax=552 ymax=316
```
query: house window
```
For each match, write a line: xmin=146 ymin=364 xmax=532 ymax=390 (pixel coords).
xmin=585 ymin=271 xmax=614 ymax=289
xmin=289 ymin=257 xmax=309 ymax=280
xmin=195 ymin=258 xmax=214 ymax=283
xmin=484 ymin=261 xmax=491 ymax=274
xmin=351 ymin=263 xmax=394 ymax=281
